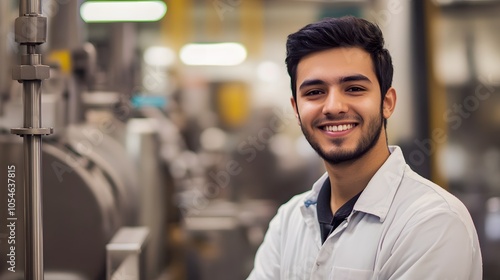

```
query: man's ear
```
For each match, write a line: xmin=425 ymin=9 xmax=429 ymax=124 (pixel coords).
xmin=382 ymin=87 xmax=397 ymax=119
xmin=290 ymin=97 xmax=301 ymax=125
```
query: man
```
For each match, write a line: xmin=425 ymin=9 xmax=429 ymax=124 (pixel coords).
xmin=247 ymin=16 xmax=482 ymax=280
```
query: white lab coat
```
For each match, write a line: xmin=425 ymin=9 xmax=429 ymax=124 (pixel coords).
xmin=247 ymin=146 xmax=482 ymax=280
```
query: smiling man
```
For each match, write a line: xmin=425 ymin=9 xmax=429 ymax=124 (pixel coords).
xmin=247 ymin=16 xmax=482 ymax=280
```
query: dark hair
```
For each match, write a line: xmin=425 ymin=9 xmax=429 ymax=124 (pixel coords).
xmin=285 ymin=16 xmax=393 ymax=102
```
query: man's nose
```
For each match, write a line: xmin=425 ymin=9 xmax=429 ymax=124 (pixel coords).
xmin=322 ymin=90 xmax=348 ymax=116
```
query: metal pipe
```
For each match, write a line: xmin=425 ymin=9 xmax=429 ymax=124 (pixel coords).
xmin=24 ymin=136 xmax=44 ymax=279
xmin=22 ymin=83 xmax=45 ymax=277
xmin=23 ymin=78 xmax=44 ymax=280
xmin=12 ymin=0 xmax=51 ymax=279
xmin=20 ymin=0 xmax=41 ymax=15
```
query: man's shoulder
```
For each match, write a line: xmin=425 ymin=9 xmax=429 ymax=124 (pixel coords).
xmin=398 ymin=166 xmax=473 ymax=222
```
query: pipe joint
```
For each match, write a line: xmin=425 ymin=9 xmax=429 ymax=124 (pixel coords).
xmin=12 ymin=64 xmax=50 ymax=81
xmin=14 ymin=15 xmax=47 ymax=44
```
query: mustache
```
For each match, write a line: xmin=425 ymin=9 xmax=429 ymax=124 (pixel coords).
xmin=312 ymin=114 xmax=363 ymax=126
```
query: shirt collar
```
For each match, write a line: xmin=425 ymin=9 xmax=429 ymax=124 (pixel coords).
xmin=303 ymin=172 xmax=328 ymax=208
xmin=353 ymin=145 xmax=405 ymax=222
xmin=303 ymin=145 xmax=406 ymax=222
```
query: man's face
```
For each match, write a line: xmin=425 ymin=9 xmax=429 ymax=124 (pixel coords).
xmin=291 ymin=47 xmax=391 ymax=165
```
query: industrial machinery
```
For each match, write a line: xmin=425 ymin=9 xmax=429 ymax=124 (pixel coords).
xmin=0 ymin=0 xmax=174 ymax=279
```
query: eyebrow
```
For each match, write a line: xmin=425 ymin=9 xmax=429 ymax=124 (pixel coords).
xmin=339 ymin=74 xmax=371 ymax=84
xmin=298 ymin=74 xmax=372 ymax=91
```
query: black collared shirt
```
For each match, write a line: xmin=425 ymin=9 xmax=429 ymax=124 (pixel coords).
xmin=317 ymin=179 xmax=362 ymax=244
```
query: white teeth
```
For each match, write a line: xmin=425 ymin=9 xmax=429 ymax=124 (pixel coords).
xmin=324 ymin=124 xmax=355 ymax=132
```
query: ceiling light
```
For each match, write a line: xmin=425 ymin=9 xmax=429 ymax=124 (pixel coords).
xmin=80 ymin=1 xmax=167 ymax=23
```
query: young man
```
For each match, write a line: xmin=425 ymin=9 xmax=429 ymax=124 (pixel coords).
xmin=247 ymin=16 xmax=482 ymax=280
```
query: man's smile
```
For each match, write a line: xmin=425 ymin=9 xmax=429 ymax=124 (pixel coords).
xmin=318 ymin=122 xmax=359 ymax=138
xmin=322 ymin=123 xmax=357 ymax=132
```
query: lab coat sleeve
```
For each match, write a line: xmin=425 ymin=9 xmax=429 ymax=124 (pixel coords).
xmin=246 ymin=206 xmax=283 ymax=280
xmin=379 ymin=210 xmax=482 ymax=280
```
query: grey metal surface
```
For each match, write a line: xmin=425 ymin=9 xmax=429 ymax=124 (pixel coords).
xmin=64 ymin=124 xmax=140 ymax=226
xmin=125 ymin=118 xmax=169 ymax=280
xmin=106 ymin=23 xmax=137 ymax=98
xmin=0 ymin=134 xmax=123 ymax=279
xmin=110 ymin=255 xmax=139 ymax=280
xmin=20 ymin=0 xmax=41 ymax=16
xmin=107 ymin=227 xmax=149 ymax=280
xmin=47 ymin=0 xmax=89 ymax=126
xmin=179 ymin=197 xmax=277 ymax=280
xmin=47 ymin=0 xmax=85 ymax=51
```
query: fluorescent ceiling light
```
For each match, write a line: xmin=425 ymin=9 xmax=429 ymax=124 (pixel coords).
xmin=80 ymin=1 xmax=167 ymax=23
xmin=180 ymin=43 xmax=247 ymax=66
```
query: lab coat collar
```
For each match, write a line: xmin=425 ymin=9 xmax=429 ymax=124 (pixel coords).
xmin=354 ymin=145 xmax=405 ymax=222
xmin=302 ymin=145 xmax=406 ymax=223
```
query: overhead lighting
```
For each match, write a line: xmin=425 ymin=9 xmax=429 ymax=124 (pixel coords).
xmin=180 ymin=43 xmax=247 ymax=66
xmin=80 ymin=1 xmax=167 ymax=23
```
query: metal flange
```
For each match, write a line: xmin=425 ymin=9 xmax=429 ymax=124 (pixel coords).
xmin=11 ymin=127 xmax=54 ymax=136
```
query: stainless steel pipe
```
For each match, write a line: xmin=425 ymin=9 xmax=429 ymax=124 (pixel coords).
xmin=22 ymin=79 xmax=44 ymax=280
xmin=11 ymin=0 xmax=51 ymax=279
xmin=20 ymin=0 xmax=42 ymax=16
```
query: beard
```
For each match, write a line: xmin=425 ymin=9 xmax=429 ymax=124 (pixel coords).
xmin=299 ymin=110 xmax=384 ymax=165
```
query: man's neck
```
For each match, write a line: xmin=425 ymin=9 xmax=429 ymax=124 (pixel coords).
xmin=324 ymin=142 xmax=391 ymax=213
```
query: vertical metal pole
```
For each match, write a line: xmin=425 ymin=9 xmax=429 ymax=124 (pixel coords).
xmin=12 ymin=0 xmax=52 ymax=279
xmin=20 ymin=0 xmax=41 ymax=17
xmin=23 ymin=54 xmax=44 ymax=279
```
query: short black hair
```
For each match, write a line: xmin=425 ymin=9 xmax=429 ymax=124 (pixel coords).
xmin=285 ymin=16 xmax=393 ymax=103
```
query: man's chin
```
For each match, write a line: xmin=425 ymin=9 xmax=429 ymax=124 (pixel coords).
xmin=319 ymin=146 xmax=368 ymax=165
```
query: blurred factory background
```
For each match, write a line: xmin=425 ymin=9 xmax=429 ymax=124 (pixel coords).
xmin=0 ymin=0 xmax=499 ymax=279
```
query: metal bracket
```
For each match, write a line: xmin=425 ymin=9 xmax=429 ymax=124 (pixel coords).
xmin=11 ymin=127 xmax=54 ymax=136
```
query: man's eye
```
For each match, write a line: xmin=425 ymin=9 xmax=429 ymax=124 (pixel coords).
xmin=346 ymin=87 xmax=364 ymax=92
xmin=305 ymin=90 xmax=323 ymax=96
